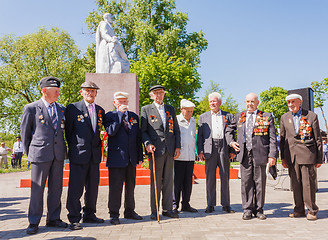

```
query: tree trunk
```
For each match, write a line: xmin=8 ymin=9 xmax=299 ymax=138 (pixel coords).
xmin=320 ymin=106 xmax=328 ymax=133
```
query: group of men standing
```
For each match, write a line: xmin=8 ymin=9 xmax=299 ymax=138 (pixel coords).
xmin=20 ymin=76 xmax=322 ymax=235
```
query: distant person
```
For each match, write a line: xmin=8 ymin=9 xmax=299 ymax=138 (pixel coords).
xmin=280 ymin=94 xmax=322 ymax=221
xmin=105 ymin=92 xmax=143 ymax=225
xmin=197 ymin=92 xmax=235 ymax=214
xmin=173 ymin=99 xmax=198 ymax=213
xmin=21 ymin=76 xmax=68 ymax=235
xmin=13 ymin=136 xmax=24 ymax=168
xmin=0 ymin=142 xmax=11 ymax=169
xmin=226 ymin=93 xmax=277 ymax=220
xmin=65 ymin=82 xmax=106 ymax=231
xmin=322 ymin=139 xmax=328 ymax=163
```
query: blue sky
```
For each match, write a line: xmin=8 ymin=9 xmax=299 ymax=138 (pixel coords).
xmin=1 ymin=0 xmax=328 ymax=127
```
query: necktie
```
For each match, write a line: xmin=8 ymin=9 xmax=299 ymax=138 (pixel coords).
xmin=246 ymin=112 xmax=254 ymax=151
xmin=293 ymin=113 xmax=300 ymax=133
xmin=50 ymin=103 xmax=57 ymax=129
xmin=88 ymin=104 xmax=96 ymax=132
xmin=122 ymin=114 xmax=129 ymax=132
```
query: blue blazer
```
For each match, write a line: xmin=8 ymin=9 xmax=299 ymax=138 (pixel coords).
xmin=65 ymin=100 xmax=105 ymax=165
xmin=105 ymin=110 xmax=143 ymax=167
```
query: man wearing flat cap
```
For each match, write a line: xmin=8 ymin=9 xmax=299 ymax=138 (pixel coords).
xmin=21 ymin=76 xmax=68 ymax=234
xmin=141 ymin=85 xmax=181 ymax=219
xmin=173 ymin=99 xmax=198 ymax=213
xmin=65 ymin=81 xmax=105 ymax=230
xmin=280 ymin=93 xmax=322 ymax=220
xmin=105 ymin=91 xmax=143 ymax=225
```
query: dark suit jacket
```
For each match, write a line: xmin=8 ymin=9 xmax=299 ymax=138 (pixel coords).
xmin=141 ymin=103 xmax=181 ymax=157
xmin=65 ymin=100 xmax=105 ymax=165
xmin=226 ymin=110 xmax=277 ymax=166
xmin=20 ymin=99 xmax=66 ymax=162
xmin=197 ymin=110 xmax=234 ymax=160
xmin=280 ymin=108 xmax=322 ymax=165
xmin=105 ymin=110 xmax=143 ymax=167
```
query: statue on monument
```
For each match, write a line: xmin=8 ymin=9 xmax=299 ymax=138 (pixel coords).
xmin=95 ymin=13 xmax=130 ymax=73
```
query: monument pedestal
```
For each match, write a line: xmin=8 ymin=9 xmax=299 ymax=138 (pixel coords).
xmin=85 ymin=73 xmax=139 ymax=114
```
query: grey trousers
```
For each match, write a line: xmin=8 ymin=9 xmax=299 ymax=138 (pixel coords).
xmin=240 ymin=150 xmax=266 ymax=214
xmin=28 ymin=159 xmax=64 ymax=225
xmin=205 ymin=139 xmax=231 ymax=207
xmin=149 ymin=151 xmax=174 ymax=213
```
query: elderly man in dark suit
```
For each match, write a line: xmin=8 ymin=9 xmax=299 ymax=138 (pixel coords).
xmin=105 ymin=91 xmax=143 ymax=225
xmin=226 ymin=93 xmax=277 ymax=220
xmin=65 ymin=82 xmax=105 ymax=230
xmin=197 ymin=92 xmax=235 ymax=214
xmin=21 ymin=77 xmax=68 ymax=235
xmin=280 ymin=93 xmax=322 ymax=221
xmin=141 ymin=85 xmax=181 ymax=220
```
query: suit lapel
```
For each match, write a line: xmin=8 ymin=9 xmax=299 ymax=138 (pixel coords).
xmin=286 ymin=111 xmax=297 ymax=136
xmin=206 ymin=111 xmax=212 ymax=139
xmin=151 ymin=103 xmax=164 ymax=130
xmin=80 ymin=101 xmax=93 ymax=132
xmin=38 ymin=99 xmax=54 ymax=129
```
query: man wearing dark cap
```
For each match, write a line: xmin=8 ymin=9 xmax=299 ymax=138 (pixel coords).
xmin=141 ymin=85 xmax=181 ymax=219
xmin=65 ymin=81 xmax=106 ymax=230
xmin=12 ymin=136 xmax=24 ymax=168
xmin=21 ymin=76 xmax=68 ymax=234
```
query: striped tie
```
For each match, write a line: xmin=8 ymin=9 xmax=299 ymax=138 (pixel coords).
xmin=50 ymin=103 xmax=58 ymax=129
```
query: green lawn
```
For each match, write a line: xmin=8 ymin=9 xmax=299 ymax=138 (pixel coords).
xmin=0 ymin=156 xmax=30 ymax=174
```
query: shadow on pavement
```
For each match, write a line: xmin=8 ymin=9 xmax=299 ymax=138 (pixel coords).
xmin=0 ymin=197 xmax=29 ymax=221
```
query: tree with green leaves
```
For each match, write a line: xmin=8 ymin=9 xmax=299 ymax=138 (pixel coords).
xmin=85 ymin=0 xmax=207 ymax=110
xmin=0 ymin=27 xmax=87 ymax=133
xmin=258 ymin=87 xmax=288 ymax=129
xmin=194 ymin=81 xmax=239 ymax=121
xmin=311 ymin=78 xmax=328 ymax=132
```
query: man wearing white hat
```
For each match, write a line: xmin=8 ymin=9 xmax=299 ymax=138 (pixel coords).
xmin=173 ymin=99 xmax=198 ymax=213
xmin=105 ymin=91 xmax=143 ymax=225
xmin=280 ymin=93 xmax=322 ymax=220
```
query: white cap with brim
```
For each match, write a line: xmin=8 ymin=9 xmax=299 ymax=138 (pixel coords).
xmin=180 ymin=99 xmax=195 ymax=108
xmin=285 ymin=94 xmax=302 ymax=101
xmin=114 ymin=91 xmax=129 ymax=99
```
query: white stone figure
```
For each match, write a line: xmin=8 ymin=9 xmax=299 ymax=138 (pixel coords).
xmin=95 ymin=13 xmax=130 ymax=73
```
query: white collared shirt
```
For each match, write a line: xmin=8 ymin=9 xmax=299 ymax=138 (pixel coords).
xmin=84 ymin=100 xmax=96 ymax=132
xmin=176 ymin=114 xmax=196 ymax=161
xmin=13 ymin=141 xmax=24 ymax=153
xmin=154 ymin=102 xmax=166 ymax=129
xmin=211 ymin=110 xmax=224 ymax=139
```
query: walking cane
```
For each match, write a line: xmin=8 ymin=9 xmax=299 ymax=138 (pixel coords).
xmin=152 ymin=152 xmax=160 ymax=223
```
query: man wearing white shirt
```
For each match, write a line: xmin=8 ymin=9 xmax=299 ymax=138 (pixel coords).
xmin=13 ymin=136 xmax=24 ymax=168
xmin=197 ymin=92 xmax=236 ymax=214
xmin=174 ymin=99 xmax=198 ymax=213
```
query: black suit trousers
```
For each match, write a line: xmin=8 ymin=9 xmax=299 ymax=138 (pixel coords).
xmin=108 ymin=162 xmax=136 ymax=218
xmin=66 ymin=162 xmax=100 ymax=223
xmin=174 ymin=160 xmax=195 ymax=209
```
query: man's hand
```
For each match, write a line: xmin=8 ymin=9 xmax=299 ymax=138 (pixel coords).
xmin=118 ymin=104 xmax=128 ymax=113
xmin=198 ymin=152 xmax=205 ymax=161
xmin=315 ymin=163 xmax=322 ymax=168
xmin=229 ymin=153 xmax=236 ymax=160
xmin=174 ymin=148 xmax=181 ymax=160
xmin=230 ymin=141 xmax=240 ymax=152
xmin=281 ymin=159 xmax=288 ymax=168
xmin=268 ymin=157 xmax=276 ymax=167
xmin=146 ymin=144 xmax=156 ymax=153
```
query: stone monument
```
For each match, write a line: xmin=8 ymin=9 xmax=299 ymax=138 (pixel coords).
xmin=86 ymin=13 xmax=139 ymax=114
xmin=95 ymin=13 xmax=130 ymax=73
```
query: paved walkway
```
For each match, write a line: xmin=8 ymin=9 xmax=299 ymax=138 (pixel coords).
xmin=1 ymin=164 xmax=328 ymax=239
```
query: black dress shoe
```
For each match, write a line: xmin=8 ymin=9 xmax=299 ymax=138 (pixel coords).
xmin=46 ymin=219 xmax=68 ymax=228
xmin=82 ymin=215 xmax=105 ymax=223
xmin=69 ymin=222 xmax=83 ymax=230
xmin=172 ymin=208 xmax=179 ymax=214
xmin=110 ymin=217 xmax=120 ymax=225
xmin=124 ymin=212 xmax=143 ymax=220
xmin=26 ymin=224 xmax=39 ymax=235
xmin=162 ymin=210 xmax=179 ymax=218
xmin=222 ymin=206 xmax=235 ymax=213
xmin=181 ymin=206 xmax=198 ymax=213
xmin=150 ymin=213 xmax=157 ymax=220
xmin=242 ymin=212 xmax=252 ymax=220
xmin=256 ymin=212 xmax=267 ymax=220
xmin=205 ymin=206 xmax=215 ymax=213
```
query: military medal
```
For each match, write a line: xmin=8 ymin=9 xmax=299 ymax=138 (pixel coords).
xmin=84 ymin=113 xmax=88 ymax=118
